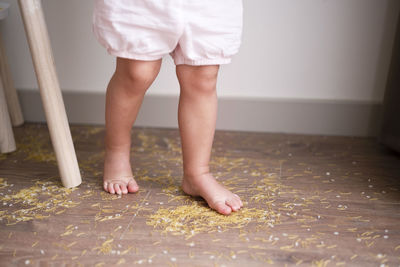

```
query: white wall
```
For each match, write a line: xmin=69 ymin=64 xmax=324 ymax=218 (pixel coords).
xmin=1 ymin=0 xmax=399 ymax=102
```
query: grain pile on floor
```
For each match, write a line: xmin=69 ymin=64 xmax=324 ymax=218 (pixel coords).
xmin=0 ymin=123 xmax=399 ymax=266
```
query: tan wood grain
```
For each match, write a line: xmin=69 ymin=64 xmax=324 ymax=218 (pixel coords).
xmin=0 ymin=32 xmax=24 ymax=127
xmin=0 ymin=71 xmax=15 ymax=153
xmin=17 ymin=0 xmax=81 ymax=188
xmin=0 ymin=124 xmax=399 ymax=266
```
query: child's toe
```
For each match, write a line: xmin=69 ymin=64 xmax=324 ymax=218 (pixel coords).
xmin=127 ymin=180 xmax=139 ymax=193
xmin=114 ymin=184 xmax=122 ymax=195
xmin=213 ymin=201 xmax=232 ymax=215
xmin=120 ymin=184 xmax=128 ymax=194
xmin=108 ymin=183 xmax=115 ymax=194
xmin=233 ymin=194 xmax=243 ymax=207
xmin=226 ymin=197 xmax=241 ymax=212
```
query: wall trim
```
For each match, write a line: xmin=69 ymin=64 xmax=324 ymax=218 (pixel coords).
xmin=17 ymin=89 xmax=382 ymax=137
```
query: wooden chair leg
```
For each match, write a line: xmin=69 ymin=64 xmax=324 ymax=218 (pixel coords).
xmin=0 ymin=32 xmax=24 ymax=127
xmin=0 ymin=73 xmax=16 ymax=153
xmin=18 ymin=0 xmax=82 ymax=188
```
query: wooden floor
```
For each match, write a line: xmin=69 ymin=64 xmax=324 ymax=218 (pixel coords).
xmin=0 ymin=123 xmax=399 ymax=266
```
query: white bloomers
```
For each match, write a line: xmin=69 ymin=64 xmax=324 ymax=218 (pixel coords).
xmin=92 ymin=0 xmax=243 ymax=65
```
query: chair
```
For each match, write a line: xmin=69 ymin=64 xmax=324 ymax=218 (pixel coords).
xmin=0 ymin=0 xmax=82 ymax=188
xmin=0 ymin=2 xmax=18 ymax=154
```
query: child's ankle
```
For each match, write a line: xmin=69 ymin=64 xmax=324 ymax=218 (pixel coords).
xmin=105 ymin=144 xmax=131 ymax=155
xmin=183 ymin=168 xmax=211 ymax=180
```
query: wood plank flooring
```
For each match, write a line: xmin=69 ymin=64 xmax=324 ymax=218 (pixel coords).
xmin=0 ymin=123 xmax=399 ymax=266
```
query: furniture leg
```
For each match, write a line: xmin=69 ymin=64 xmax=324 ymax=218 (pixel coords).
xmin=0 ymin=31 xmax=24 ymax=126
xmin=18 ymin=0 xmax=81 ymax=188
xmin=0 ymin=71 xmax=16 ymax=153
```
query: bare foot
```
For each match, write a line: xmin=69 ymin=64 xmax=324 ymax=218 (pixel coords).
xmin=182 ymin=173 xmax=243 ymax=215
xmin=103 ymin=150 xmax=139 ymax=195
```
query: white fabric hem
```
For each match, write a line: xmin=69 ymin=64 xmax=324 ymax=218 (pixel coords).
xmin=173 ymin=57 xmax=232 ymax=66
xmin=108 ymin=49 xmax=163 ymax=61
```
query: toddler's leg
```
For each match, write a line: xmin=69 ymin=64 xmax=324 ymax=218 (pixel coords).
xmin=104 ymin=57 xmax=162 ymax=194
xmin=176 ymin=65 xmax=243 ymax=215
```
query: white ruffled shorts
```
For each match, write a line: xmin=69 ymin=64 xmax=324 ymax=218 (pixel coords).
xmin=92 ymin=0 xmax=243 ymax=65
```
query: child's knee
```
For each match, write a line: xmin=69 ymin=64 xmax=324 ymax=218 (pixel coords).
xmin=115 ymin=58 xmax=161 ymax=90
xmin=178 ymin=65 xmax=219 ymax=94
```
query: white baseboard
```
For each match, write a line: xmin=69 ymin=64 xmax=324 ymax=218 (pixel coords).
xmin=17 ymin=89 xmax=382 ymax=136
